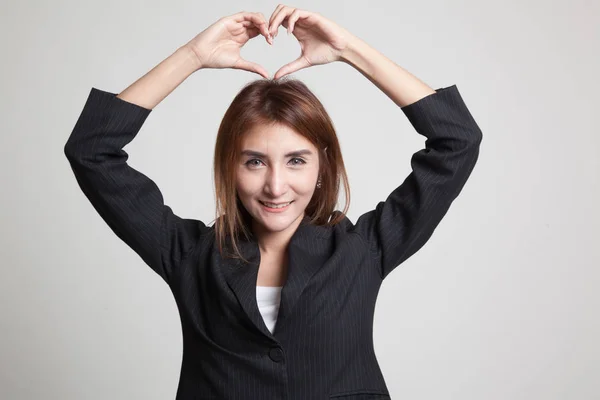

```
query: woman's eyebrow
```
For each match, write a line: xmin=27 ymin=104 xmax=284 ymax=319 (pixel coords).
xmin=241 ymin=149 xmax=313 ymax=158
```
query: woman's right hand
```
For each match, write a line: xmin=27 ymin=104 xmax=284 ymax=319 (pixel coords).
xmin=184 ymin=11 xmax=272 ymax=78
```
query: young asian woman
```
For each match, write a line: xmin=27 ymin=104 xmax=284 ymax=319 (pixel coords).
xmin=64 ymin=5 xmax=482 ymax=399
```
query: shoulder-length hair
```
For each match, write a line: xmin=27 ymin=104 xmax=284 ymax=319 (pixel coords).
xmin=210 ymin=77 xmax=351 ymax=263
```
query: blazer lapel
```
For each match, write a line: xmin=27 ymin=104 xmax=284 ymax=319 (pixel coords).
xmin=222 ymin=216 xmax=332 ymax=338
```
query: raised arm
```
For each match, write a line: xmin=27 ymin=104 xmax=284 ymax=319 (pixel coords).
xmin=64 ymin=47 xmax=208 ymax=285
xmin=263 ymin=6 xmax=482 ymax=279
xmin=343 ymin=36 xmax=483 ymax=280
xmin=64 ymin=12 xmax=270 ymax=284
xmin=64 ymin=11 xmax=274 ymax=284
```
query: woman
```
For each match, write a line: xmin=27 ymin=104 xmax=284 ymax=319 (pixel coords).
xmin=64 ymin=5 xmax=482 ymax=399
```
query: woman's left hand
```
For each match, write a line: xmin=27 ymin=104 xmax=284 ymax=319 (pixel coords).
xmin=268 ymin=5 xmax=355 ymax=79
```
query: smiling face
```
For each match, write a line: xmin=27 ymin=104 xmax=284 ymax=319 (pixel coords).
xmin=236 ymin=122 xmax=320 ymax=237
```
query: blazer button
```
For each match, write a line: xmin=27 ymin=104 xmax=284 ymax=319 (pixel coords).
xmin=269 ymin=347 xmax=284 ymax=362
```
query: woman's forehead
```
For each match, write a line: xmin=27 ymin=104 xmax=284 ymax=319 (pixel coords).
xmin=241 ymin=123 xmax=316 ymax=151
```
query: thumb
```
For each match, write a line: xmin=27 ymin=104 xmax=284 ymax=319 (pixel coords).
xmin=232 ymin=58 xmax=270 ymax=79
xmin=273 ymin=56 xmax=310 ymax=80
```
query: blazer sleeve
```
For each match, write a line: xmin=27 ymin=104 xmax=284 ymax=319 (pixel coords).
xmin=64 ymin=87 xmax=209 ymax=285
xmin=353 ymin=85 xmax=483 ymax=280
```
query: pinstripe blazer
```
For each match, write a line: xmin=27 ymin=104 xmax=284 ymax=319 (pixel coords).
xmin=64 ymin=84 xmax=482 ymax=400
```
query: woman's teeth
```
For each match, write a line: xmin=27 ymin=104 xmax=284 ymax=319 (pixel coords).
xmin=261 ymin=201 xmax=292 ymax=208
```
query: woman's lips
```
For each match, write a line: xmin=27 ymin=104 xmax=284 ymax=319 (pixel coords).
xmin=260 ymin=201 xmax=293 ymax=206
xmin=259 ymin=200 xmax=294 ymax=212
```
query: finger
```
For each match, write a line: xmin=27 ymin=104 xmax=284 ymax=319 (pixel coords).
xmin=268 ymin=4 xmax=285 ymax=35
xmin=273 ymin=56 xmax=310 ymax=80
xmin=287 ymin=9 xmax=303 ymax=35
xmin=253 ymin=12 xmax=272 ymax=43
xmin=256 ymin=12 xmax=273 ymax=44
xmin=234 ymin=58 xmax=270 ymax=79
xmin=271 ymin=6 xmax=294 ymax=37
xmin=268 ymin=4 xmax=284 ymax=26
xmin=235 ymin=12 xmax=272 ymax=43
xmin=269 ymin=6 xmax=296 ymax=38
xmin=239 ymin=23 xmax=263 ymax=43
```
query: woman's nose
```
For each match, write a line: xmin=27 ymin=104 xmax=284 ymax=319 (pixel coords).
xmin=264 ymin=169 xmax=288 ymax=196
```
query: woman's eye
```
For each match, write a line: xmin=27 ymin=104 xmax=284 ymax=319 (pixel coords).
xmin=245 ymin=158 xmax=306 ymax=167
xmin=290 ymin=157 xmax=307 ymax=165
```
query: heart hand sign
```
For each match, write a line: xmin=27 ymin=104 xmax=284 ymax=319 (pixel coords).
xmin=184 ymin=5 xmax=355 ymax=80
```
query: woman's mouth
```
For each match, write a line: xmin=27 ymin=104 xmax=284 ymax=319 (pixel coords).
xmin=259 ymin=200 xmax=294 ymax=212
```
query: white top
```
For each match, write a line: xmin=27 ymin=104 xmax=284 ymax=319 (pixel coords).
xmin=256 ymin=285 xmax=283 ymax=333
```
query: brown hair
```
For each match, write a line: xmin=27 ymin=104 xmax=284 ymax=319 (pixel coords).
xmin=209 ymin=77 xmax=351 ymax=263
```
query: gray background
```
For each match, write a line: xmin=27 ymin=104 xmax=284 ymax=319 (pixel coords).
xmin=1 ymin=0 xmax=598 ymax=399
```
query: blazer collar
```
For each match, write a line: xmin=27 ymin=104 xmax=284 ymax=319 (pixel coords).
xmin=222 ymin=215 xmax=333 ymax=339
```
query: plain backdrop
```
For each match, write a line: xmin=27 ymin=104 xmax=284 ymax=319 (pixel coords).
xmin=1 ymin=0 xmax=598 ymax=399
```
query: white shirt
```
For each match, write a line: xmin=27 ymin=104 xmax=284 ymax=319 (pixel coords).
xmin=256 ymin=285 xmax=283 ymax=333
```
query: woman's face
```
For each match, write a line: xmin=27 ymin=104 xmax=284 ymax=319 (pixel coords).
xmin=236 ymin=122 xmax=320 ymax=235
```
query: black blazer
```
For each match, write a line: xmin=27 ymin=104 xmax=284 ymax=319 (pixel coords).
xmin=64 ymin=84 xmax=482 ymax=400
